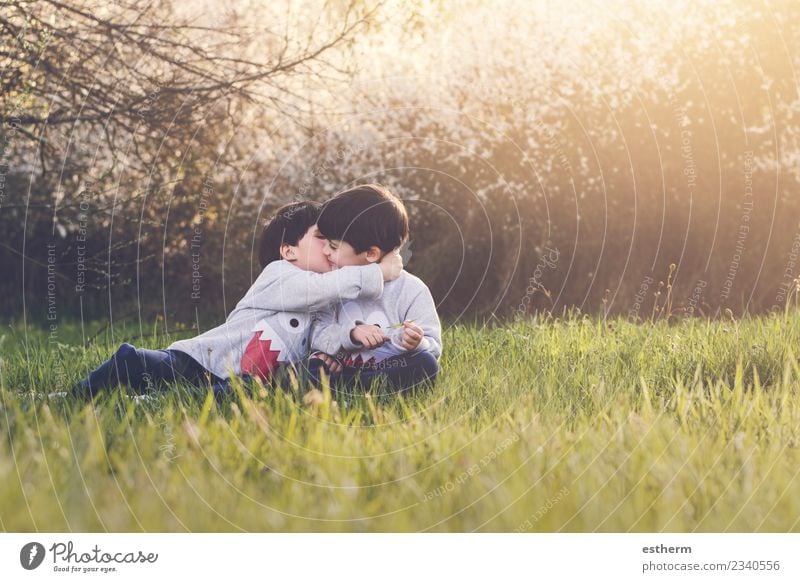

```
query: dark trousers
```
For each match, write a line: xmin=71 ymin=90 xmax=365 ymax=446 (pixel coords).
xmin=306 ymin=351 xmax=440 ymax=396
xmin=74 ymin=342 xmax=226 ymax=397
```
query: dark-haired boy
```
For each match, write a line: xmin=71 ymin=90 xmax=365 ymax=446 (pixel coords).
xmin=72 ymin=201 xmax=402 ymax=398
xmin=310 ymin=184 xmax=441 ymax=394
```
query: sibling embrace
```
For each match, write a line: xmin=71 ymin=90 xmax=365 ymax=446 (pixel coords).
xmin=73 ymin=185 xmax=441 ymax=399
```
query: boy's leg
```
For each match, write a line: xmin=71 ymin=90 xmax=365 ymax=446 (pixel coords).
xmin=166 ymin=350 xmax=229 ymax=398
xmin=211 ymin=364 xmax=298 ymax=402
xmin=304 ymin=357 xmax=328 ymax=387
xmin=390 ymin=350 xmax=440 ymax=393
xmin=304 ymin=357 xmax=357 ymax=397
xmin=307 ymin=351 xmax=439 ymax=395
xmin=74 ymin=343 xmax=200 ymax=396
xmin=367 ymin=351 xmax=440 ymax=394
xmin=73 ymin=343 xmax=139 ymax=396
xmin=209 ymin=375 xmax=259 ymax=402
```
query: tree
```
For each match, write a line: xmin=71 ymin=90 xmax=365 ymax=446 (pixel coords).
xmin=0 ymin=0 xmax=384 ymax=321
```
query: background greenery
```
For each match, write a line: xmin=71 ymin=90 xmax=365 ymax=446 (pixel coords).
xmin=3 ymin=307 xmax=800 ymax=531
xmin=3 ymin=0 xmax=800 ymax=324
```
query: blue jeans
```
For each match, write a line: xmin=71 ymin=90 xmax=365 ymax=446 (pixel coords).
xmin=306 ymin=351 xmax=440 ymax=396
xmin=74 ymin=342 xmax=227 ymax=397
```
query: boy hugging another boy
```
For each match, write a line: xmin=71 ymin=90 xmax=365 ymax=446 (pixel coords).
xmin=71 ymin=200 xmax=403 ymax=399
xmin=309 ymin=184 xmax=442 ymax=394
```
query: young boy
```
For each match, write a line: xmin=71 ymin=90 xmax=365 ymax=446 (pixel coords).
xmin=309 ymin=184 xmax=441 ymax=394
xmin=72 ymin=201 xmax=403 ymax=398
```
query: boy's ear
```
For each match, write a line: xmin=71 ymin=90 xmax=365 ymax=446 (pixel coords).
xmin=364 ymin=246 xmax=382 ymax=263
xmin=280 ymin=243 xmax=295 ymax=261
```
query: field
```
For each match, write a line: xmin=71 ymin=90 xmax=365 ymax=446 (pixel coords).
xmin=2 ymin=310 xmax=800 ymax=532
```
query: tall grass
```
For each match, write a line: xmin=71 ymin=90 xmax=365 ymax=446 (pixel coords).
xmin=2 ymin=310 xmax=800 ymax=531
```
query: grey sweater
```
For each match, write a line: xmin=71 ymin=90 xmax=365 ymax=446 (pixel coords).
xmin=311 ymin=270 xmax=442 ymax=366
xmin=168 ymin=260 xmax=384 ymax=378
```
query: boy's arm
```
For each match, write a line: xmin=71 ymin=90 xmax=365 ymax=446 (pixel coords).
xmin=310 ymin=305 xmax=363 ymax=356
xmin=392 ymin=287 xmax=442 ymax=358
xmin=242 ymin=262 xmax=384 ymax=313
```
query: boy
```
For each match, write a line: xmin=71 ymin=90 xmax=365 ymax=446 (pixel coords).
xmin=310 ymin=184 xmax=441 ymax=394
xmin=72 ymin=201 xmax=403 ymax=398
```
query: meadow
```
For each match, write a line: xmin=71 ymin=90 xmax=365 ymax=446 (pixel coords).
xmin=2 ymin=309 xmax=800 ymax=532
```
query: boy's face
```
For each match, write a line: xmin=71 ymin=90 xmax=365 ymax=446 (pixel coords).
xmin=321 ymin=237 xmax=381 ymax=269
xmin=281 ymin=226 xmax=331 ymax=273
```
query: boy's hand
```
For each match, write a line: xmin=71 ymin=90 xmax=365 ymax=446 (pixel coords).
xmin=378 ymin=249 xmax=403 ymax=282
xmin=398 ymin=320 xmax=424 ymax=351
xmin=310 ymin=351 xmax=342 ymax=373
xmin=350 ymin=324 xmax=390 ymax=349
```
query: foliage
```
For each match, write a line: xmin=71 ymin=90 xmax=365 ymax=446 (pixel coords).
xmin=2 ymin=0 xmax=800 ymax=323
xmin=3 ymin=310 xmax=800 ymax=531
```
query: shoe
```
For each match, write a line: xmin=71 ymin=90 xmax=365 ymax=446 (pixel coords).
xmin=132 ymin=393 xmax=158 ymax=404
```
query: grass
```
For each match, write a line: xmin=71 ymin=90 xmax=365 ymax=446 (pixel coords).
xmin=2 ymin=309 xmax=800 ymax=532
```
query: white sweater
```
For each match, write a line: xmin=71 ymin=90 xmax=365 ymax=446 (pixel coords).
xmin=311 ymin=270 xmax=442 ymax=366
xmin=168 ymin=260 xmax=384 ymax=378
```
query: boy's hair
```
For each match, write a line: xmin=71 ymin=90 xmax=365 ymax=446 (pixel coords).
xmin=316 ymin=184 xmax=409 ymax=254
xmin=258 ymin=201 xmax=321 ymax=268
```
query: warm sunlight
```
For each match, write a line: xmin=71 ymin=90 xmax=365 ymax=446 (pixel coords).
xmin=2 ymin=0 xmax=800 ymax=572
